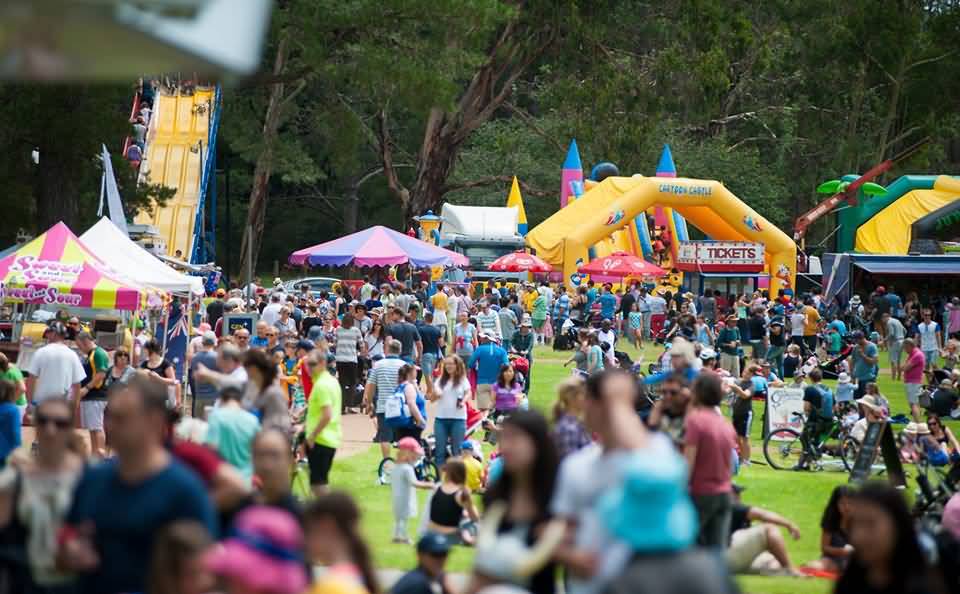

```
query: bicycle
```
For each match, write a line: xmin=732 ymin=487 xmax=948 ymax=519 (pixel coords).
xmin=763 ymin=412 xmax=859 ymax=472
xmin=377 ymin=435 xmax=441 ymax=485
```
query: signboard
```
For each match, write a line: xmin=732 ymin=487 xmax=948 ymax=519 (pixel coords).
xmin=0 ymin=256 xmax=88 ymax=306
xmin=849 ymin=421 xmax=906 ymax=487
xmin=765 ymin=387 xmax=805 ymax=439
xmin=222 ymin=313 xmax=258 ymax=338
xmin=676 ymin=241 xmax=765 ymax=273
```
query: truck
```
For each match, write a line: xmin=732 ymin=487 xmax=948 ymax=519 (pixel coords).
xmin=438 ymin=203 xmax=527 ymax=284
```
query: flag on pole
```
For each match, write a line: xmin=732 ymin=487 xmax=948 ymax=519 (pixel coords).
xmin=100 ymin=144 xmax=129 ymax=236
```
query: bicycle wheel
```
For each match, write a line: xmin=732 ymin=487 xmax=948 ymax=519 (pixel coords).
xmin=840 ymin=436 xmax=860 ymax=472
xmin=763 ymin=428 xmax=805 ymax=470
xmin=378 ymin=457 xmax=397 ymax=485
xmin=419 ymin=461 xmax=440 ymax=483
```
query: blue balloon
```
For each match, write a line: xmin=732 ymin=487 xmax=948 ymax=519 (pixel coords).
xmin=590 ymin=161 xmax=620 ymax=182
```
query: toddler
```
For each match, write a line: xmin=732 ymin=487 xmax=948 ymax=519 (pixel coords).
xmin=391 ymin=437 xmax=434 ymax=544
xmin=628 ymin=302 xmax=643 ymax=347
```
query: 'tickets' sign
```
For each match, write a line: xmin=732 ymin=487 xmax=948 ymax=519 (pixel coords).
xmin=676 ymin=241 xmax=765 ymax=272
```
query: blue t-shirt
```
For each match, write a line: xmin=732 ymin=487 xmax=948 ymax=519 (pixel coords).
xmin=67 ymin=459 xmax=216 ymax=594
xmin=416 ymin=323 xmax=443 ymax=356
xmin=468 ymin=343 xmax=509 ymax=385
xmin=819 ymin=385 xmax=834 ymax=418
xmin=828 ymin=319 xmax=847 ymax=336
xmin=0 ymin=402 xmax=21 ymax=462
xmin=585 ymin=288 xmax=598 ymax=313
xmin=749 ymin=375 xmax=768 ymax=396
xmin=852 ymin=341 xmax=879 ymax=381
xmin=599 ymin=293 xmax=617 ymax=319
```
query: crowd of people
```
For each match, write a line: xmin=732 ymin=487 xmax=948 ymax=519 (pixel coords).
xmin=1 ymin=272 xmax=959 ymax=594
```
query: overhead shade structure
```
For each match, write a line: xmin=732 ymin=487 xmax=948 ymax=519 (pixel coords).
xmin=578 ymin=252 xmax=667 ymax=278
xmin=81 ymin=217 xmax=204 ymax=296
xmin=0 ymin=222 xmax=146 ymax=310
xmin=289 ymin=226 xmax=469 ymax=268
xmin=488 ymin=251 xmax=552 ymax=273
xmin=853 ymin=260 xmax=960 ymax=275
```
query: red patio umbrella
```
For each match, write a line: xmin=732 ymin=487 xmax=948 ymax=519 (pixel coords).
xmin=578 ymin=251 xmax=666 ymax=277
xmin=488 ymin=251 xmax=553 ymax=273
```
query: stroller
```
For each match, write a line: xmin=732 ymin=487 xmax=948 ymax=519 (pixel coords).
xmin=818 ymin=339 xmax=855 ymax=380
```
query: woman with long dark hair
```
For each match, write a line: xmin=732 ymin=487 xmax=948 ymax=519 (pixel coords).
xmin=305 ymin=492 xmax=380 ymax=594
xmin=473 ymin=409 xmax=563 ymax=594
xmin=836 ymin=482 xmax=942 ymax=594
xmin=807 ymin=485 xmax=855 ymax=573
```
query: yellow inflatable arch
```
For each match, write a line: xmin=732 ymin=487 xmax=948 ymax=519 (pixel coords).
xmin=526 ymin=176 xmax=796 ymax=293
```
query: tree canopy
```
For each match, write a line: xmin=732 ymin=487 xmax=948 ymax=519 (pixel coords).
xmin=0 ymin=0 xmax=958 ymax=273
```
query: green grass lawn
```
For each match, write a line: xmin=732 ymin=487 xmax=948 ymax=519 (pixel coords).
xmin=328 ymin=340 xmax=940 ymax=594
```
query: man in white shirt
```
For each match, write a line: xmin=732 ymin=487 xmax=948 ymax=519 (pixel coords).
xmin=260 ymin=293 xmax=284 ymax=327
xmin=598 ymin=319 xmax=617 ymax=366
xmin=25 ymin=322 xmax=86 ymax=404
xmin=359 ymin=277 xmax=375 ymax=303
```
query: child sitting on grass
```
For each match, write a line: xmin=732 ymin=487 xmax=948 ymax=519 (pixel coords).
xmin=392 ymin=437 xmax=435 ymax=544
xmin=459 ymin=440 xmax=484 ymax=493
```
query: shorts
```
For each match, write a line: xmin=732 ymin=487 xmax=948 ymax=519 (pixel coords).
xmin=307 ymin=443 xmax=337 ymax=486
xmin=720 ymin=353 xmax=741 ymax=378
xmin=905 ymin=383 xmax=922 ymax=405
xmin=375 ymin=413 xmax=395 ymax=443
xmin=476 ymin=384 xmax=494 ymax=410
xmin=887 ymin=340 xmax=903 ymax=363
xmin=924 ymin=350 xmax=937 ymax=366
xmin=421 ymin=353 xmax=438 ymax=381
xmin=80 ymin=400 xmax=108 ymax=431
xmin=732 ymin=411 xmax=753 ymax=438
xmin=726 ymin=525 xmax=770 ymax=574
xmin=532 ymin=318 xmax=545 ymax=330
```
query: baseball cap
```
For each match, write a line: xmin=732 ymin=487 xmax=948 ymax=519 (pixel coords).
xmin=417 ymin=533 xmax=452 ymax=556
xmin=397 ymin=437 xmax=423 ymax=455
xmin=216 ymin=288 xmax=226 ymax=297
xmin=850 ymin=330 xmax=865 ymax=340
xmin=296 ymin=339 xmax=316 ymax=352
xmin=698 ymin=348 xmax=717 ymax=360
xmin=201 ymin=331 xmax=217 ymax=346
xmin=460 ymin=440 xmax=474 ymax=451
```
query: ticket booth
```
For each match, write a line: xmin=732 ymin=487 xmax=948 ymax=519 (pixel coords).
xmin=676 ymin=241 xmax=767 ymax=296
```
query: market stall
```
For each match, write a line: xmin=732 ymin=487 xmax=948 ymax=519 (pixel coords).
xmin=0 ymin=222 xmax=149 ymax=363
xmin=675 ymin=240 xmax=768 ymax=296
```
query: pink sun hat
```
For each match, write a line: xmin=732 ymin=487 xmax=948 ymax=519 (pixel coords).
xmin=205 ymin=506 xmax=307 ymax=594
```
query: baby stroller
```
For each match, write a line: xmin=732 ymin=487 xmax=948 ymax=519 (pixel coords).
xmin=508 ymin=353 xmax=530 ymax=390
xmin=819 ymin=341 xmax=854 ymax=380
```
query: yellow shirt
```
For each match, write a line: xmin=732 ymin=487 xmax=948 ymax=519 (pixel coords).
xmin=803 ymin=306 xmax=821 ymax=336
xmin=431 ymin=291 xmax=448 ymax=312
xmin=463 ymin=455 xmax=483 ymax=492
xmin=523 ymin=290 xmax=539 ymax=313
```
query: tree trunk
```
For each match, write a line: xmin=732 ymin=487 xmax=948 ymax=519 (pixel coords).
xmin=380 ymin=19 xmax=554 ymax=224
xmin=239 ymin=37 xmax=288 ymax=274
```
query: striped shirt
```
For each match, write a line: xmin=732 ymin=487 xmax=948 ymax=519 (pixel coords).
xmin=366 ymin=356 xmax=406 ymax=413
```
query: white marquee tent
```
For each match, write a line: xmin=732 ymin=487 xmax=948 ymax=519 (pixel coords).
xmin=81 ymin=218 xmax=205 ymax=296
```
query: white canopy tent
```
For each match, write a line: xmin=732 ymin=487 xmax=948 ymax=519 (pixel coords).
xmin=81 ymin=218 xmax=205 ymax=296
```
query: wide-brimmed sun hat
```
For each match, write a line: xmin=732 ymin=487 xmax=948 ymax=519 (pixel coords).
xmin=856 ymin=395 xmax=883 ymax=413
xmin=205 ymin=506 xmax=307 ymax=594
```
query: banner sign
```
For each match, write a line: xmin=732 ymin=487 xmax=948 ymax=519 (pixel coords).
xmin=676 ymin=241 xmax=765 ymax=273
xmin=766 ymin=387 xmax=805 ymax=439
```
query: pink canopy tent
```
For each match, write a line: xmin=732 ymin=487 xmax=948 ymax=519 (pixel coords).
xmin=289 ymin=225 xmax=469 ymax=268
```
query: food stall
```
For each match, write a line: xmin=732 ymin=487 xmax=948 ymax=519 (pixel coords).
xmin=676 ymin=240 xmax=768 ymax=296
xmin=0 ymin=222 xmax=149 ymax=365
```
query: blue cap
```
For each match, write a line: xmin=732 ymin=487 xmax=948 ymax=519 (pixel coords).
xmin=417 ymin=532 xmax=452 ymax=555
xmin=460 ymin=440 xmax=474 ymax=450
xmin=596 ymin=449 xmax=697 ymax=552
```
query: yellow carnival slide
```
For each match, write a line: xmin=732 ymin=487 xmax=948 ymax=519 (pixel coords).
xmin=136 ymin=88 xmax=214 ymax=258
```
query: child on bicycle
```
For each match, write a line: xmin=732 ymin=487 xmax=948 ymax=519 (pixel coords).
xmin=392 ymin=437 xmax=436 ymax=544
xmin=799 ymin=368 xmax=829 ymax=469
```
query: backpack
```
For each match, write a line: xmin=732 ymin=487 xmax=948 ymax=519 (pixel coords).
xmin=384 ymin=383 xmax=411 ymax=428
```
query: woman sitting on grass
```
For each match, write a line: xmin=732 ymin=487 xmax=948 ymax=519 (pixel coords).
xmin=806 ymin=485 xmax=855 ymax=575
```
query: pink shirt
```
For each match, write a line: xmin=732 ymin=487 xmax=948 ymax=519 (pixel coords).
xmin=904 ymin=348 xmax=926 ymax=384
xmin=685 ymin=407 xmax=737 ymax=496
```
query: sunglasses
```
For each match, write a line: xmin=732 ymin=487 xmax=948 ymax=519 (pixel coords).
xmin=35 ymin=414 xmax=71 ymax=429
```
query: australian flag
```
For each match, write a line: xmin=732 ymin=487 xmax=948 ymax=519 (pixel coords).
xmin=156 ymin=300 xmax=189 ymax=381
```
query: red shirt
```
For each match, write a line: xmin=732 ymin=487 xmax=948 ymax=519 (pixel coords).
xmin=684 ymin=407 xmax=737 ymax=496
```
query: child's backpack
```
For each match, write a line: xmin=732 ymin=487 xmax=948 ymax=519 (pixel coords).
xmin=384 ymin=383 xmax=411 ymax=428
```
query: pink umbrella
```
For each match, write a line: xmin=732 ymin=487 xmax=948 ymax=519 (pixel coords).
xmin=578 ymin=252 xmax=666 ymax=278
xmin=488 ymin=251 xmax=553 ymax=273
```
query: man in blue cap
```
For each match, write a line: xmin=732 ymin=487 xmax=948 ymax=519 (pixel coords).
xmin=390 ymin=533 xmax=453 ymax=594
